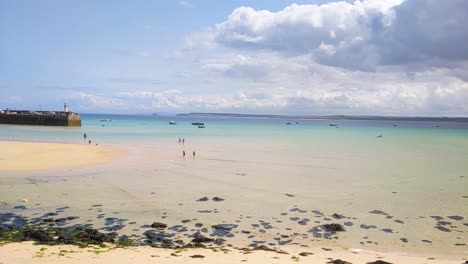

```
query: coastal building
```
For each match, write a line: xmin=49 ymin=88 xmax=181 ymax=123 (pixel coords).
xmin=0 ymin=102 xmax=81 ymax=126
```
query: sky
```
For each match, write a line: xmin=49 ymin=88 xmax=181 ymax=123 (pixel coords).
xmin=1 ymin=0 xmax=467 ymax=116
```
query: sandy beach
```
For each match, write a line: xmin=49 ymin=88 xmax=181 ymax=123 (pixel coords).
xmin=0 ymin=140 xmax=123 ymax=171
xmin=0 ymin=242 xmax=464 ymax=264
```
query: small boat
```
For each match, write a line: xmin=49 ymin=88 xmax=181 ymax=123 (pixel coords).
xmin=433 ymin=124 xmax=440 ymax=127
xmin=393 ymin=124 xmax=398 ymax=126
xmin=329 ymin=123 xmax=338 ymax=127
xmin=285 ymin=122 xmax=291 ymax=125
xmin=100 ymin=119 xmax=112 ymax=122
xmin=169 ymin=120 xmax=176 ymax=125
xmin=192 ymin=122 xmax=204 ymax=126
xmin=198 ymin=125 xmax=205 ymax=128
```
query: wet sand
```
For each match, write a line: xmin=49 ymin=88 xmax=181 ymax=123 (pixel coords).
xmin=0 ymin=140 xmax=124 ymax=171
xmin=0 ymin=138 xmax=467 ymax=263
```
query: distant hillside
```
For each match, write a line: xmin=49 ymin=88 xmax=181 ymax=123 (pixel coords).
xmin=176 ymin=113 xmax=468 ymax=123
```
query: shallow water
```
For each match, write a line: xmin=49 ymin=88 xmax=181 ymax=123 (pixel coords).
xmin=0 ymin=114 xmax=467 ymax=256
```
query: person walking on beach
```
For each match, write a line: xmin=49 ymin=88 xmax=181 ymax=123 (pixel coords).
xmin=83 ymin=133 xmax=87 ymax=139
xmin=193 ymin=151 xmax=196 ymax=157
xmin=178 ymin=138 xmax=181 ymax=144
xmin=88 ymin=139 xmax=91 ymax=144
xmin=182 ymin=138 xmax=185 ymax=144
xmin=182 ymin=150 xmax=185 ymax=157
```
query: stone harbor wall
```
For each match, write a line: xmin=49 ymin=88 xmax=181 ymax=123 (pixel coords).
xmin=0 ymin=113 xmax=81 ymax=126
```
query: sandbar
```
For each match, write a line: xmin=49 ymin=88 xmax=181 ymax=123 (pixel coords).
xmin=0 ymin=140 xmax=123 ymax=171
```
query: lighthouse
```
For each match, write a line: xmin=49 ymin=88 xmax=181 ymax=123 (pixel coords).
xmin=64 ymin=101 xmax=69 ymax=113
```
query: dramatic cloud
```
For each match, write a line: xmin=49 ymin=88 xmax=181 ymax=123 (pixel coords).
xmin=188 ymin=0 xmax=468 ymax=71
xmin=54 ymin=0 xmax=468 ymax=116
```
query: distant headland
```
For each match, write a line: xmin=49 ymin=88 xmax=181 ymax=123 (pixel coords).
xmin=177 ymin=112 xmax=468 ymax=123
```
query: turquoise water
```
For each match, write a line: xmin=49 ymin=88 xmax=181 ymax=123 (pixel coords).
xmin=1 ymin=114 xmax=467 ymax=145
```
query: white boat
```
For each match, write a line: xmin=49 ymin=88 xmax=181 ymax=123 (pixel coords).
xmin=169 ymin=120 xmax=176 ymax=125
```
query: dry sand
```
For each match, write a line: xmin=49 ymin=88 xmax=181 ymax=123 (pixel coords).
xmin=0 ymin=242 xmax=464 ymax=264
xmin=0 ymin=140 xmax=123 ymax=171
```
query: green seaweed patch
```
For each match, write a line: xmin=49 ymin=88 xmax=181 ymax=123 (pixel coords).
xmin=116 ymin=236 xmax=134 ymax=247
xmin=0 ymin=225 xmax=117 ymax=248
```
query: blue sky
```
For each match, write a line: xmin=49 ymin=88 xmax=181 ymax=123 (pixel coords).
xmin=1 ymin=0 xmax=467 ymax=116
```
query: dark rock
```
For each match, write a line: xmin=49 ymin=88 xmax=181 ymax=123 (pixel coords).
xmin=190 ymin=255 xmax=205 ymax=258
xmin=253 ymin=245 xmax=276 ymax=251
xmin=58 ymin=227 xmax=117 ymax=244
xmin=367 ymin=261 xmax=393 ymax=264
xmin=24 ymin=229 xmax=53 ymax=242
xmin=212 ymin=224 xmax=237 ymax=231
xmin=151 ymin=222 xmax=167 ymax=229
xmin=447 ymin=215 xmax=464 ymax=221
xmin=298 ymin=252 xmax=314 ymax=256
xmin=322 ymin=223 xmax=345 ymax=232
xmin=44 ymin=212 xmax=58 ymax=217
xmin=369 ymin=210 xmax=388 ymax=215
xmin=214 ymin=238 xmax=226 ymax=245
xmin=437 ymin=221 xmax=452 ymax=226
xmin=197 ymin=197 xmax=209 ymax=202
xmin=212 ymin=197 xmax=224 ymax=202
xmin=332 ymin=213 xmax=345 ymax=219
xmin=435 ymin=226 xmax=451 ymax=232
xmin=284 ymin=194 xmax=295 ymax=197
xmin=191 ymin=232 xmax=213 ymax=243
xmin=327 ymin=259 xmax=351 ymax=264
xmin=360 ymin=224 xmax=377 ymax=229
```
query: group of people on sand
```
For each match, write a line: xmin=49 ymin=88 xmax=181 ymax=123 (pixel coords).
xmin=179 ymin=138 xmax=196 ymax=157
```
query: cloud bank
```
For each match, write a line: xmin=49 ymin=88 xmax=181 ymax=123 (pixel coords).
xmin=73 ymin=0 xmax=468 ymax=116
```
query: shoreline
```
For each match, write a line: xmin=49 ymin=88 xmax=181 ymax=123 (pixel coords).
xmin=0 ymin=140 xmax=125 ymax=171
